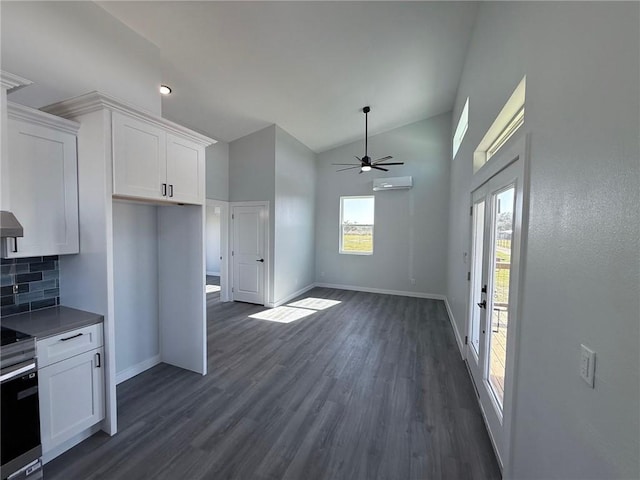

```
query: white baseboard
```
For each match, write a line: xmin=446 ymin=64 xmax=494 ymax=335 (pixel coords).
xmin=116 ymin=355 xmax=161 ymax=385
xmin=42 ymin=423 xmax=102 ymax=464
xmin=314 ymin=282 xmax=446 ymax=301
xmin=267 ymin=283 xmax=317 ymax=308
xmin=206 ymin=271 xmax=220 ymax=277
xmin=443 ymin=297 xmax=465 ymax=359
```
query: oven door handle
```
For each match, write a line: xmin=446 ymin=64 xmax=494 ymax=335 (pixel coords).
xmin=0 ymin=362 xmax=36 ymax=383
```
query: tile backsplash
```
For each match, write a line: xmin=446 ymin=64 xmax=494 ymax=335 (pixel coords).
xmin=1 ymin=256 xmax=60 ymax=317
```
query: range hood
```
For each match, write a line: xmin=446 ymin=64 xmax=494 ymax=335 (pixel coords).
xmin=0 ymin=211 xmax=24 ymax=238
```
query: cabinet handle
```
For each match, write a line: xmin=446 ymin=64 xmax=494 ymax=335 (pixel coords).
xmin=60 ymin=332 xmax=83 ymax=342
xmin=162 ymin=183 xmax=167 ymax=196
xmin=96 ymin=352 xmax=101 ymax=368
xmin=12 ymin=237 xmax=18 ymax=253
xmin=169 ymin=184 xmax=174 ymax=198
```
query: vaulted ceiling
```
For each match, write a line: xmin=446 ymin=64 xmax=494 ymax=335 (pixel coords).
xmin=96 ymin=2 xmax=477 ymax=152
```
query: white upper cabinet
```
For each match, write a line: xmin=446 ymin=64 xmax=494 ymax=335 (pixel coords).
xmin=4 ymin=103 xmax=80 ymax=257
xmin=166 ymin=133 xmax=205 ymax=204
xmin=112 ymin=111 xmax=206 ymax=205
xmin=112 ymin=111 xmax=166 ymax=201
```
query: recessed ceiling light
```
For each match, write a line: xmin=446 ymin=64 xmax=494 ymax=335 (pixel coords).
xmin=159 ymin=85 xmax=172 ymax=95
xmin=361 ymin=165 xmax=372 ymax=172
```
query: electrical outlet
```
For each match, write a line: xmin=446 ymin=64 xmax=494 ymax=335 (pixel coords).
xmin=410 ymin=278 xmax=416 ymax=285
xmin=580 ymin=344 xmax=596 ymax=388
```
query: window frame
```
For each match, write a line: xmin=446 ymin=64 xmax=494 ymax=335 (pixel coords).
xmin=339 ymin=195 xmax=375 ymax=255
xmin=452 ymin=97 xmax=469 ymax=160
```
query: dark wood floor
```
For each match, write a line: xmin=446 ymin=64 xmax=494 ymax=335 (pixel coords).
xmin=45 ymin=288 xmax=500 ymax=479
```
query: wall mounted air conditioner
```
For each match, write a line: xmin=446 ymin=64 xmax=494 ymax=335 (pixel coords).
xmin=372 ymin=176 xmax=413 ymax=191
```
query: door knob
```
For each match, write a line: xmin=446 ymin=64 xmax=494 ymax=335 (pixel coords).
xmin=477 ymin=300 xmax=486 ymax=309
xmin=256 ymin=259 xmax=264 ymax=263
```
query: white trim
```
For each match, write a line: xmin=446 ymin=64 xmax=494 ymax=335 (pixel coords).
xmin=42 ymin=91 xmax=216 ymax=147
xmin=115 ymin=355 xmax=161 ymax=385
xmin=42 ymin=423 xmax=101 ymax=465
xmin=8 ymin=102 xmax=80 ymax=135
xmin=266 ymin=283 xmax=317 ymax=308
xmin=443 ymin=297 xmax=465 ymax=359
xmin=315 ymin=282 xmax=445 ymax=301
xmin=0 ymin=70 xmax=32 ymax=90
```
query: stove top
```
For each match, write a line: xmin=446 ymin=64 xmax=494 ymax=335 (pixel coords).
xmin=1 ymin=326 xmax=32 ymax=347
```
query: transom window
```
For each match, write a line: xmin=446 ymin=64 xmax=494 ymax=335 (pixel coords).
xmin=339 ymin=196 xmax=374 ymax=255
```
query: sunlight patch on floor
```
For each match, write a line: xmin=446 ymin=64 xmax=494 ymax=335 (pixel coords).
xmin=287 ymin=297 xmax=341 ymax=310
xmin=249 ymin=306 xmax=315 ymax=323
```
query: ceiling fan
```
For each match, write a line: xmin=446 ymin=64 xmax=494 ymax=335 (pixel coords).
xmin=333 ymin=106 xmax=404 ymax=173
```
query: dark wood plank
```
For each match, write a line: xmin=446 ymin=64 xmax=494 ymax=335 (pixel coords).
xmin=44 ymin=288 xmax=501 ymax=479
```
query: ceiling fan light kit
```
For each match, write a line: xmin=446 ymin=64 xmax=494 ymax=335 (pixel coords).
xmin=333 ymin=106 xmax=404 ymax=174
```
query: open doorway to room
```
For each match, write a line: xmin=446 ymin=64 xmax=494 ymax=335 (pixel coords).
xmin=205 ymin=199 xmax=229 ymax=306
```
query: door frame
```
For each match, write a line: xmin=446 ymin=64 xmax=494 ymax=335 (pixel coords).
xmin=465 ymin=133 xmax=530 ymax=474
xmin=205 ymin=199 xmax=230 ymax=302
xmin=229 ymin=201 xmax=270 ymax=306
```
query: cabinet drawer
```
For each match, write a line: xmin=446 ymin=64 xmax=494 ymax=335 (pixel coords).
xmin=37 ymin=324 xmax=103 ymax=368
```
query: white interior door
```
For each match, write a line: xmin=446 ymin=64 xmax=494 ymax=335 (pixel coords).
xmin=232 ymin=204 xmax=267 ymax=305
xmin=466 ymin=155 xmax=525 ymax=470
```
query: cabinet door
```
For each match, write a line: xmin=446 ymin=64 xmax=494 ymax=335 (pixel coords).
xmin=112 ymin=111 xmax=167 ymax=201
xmin=39 ymin=347 xmax=105 ymax=453
xmin=166 ymin=133 xmax=205 ymax=205
xmin=6 ymin=118 xmax=79 ymax=257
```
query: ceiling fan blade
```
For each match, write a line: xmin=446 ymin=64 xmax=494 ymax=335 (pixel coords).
xmin=372 ymin=166 xmax=389 ymax=172
xmin=336 ymin=166 xmax=361 ymax=172
xmin=375 ymin=162 xmax=404 ymax=166
xmin=373 ymin=156 xmax=393 ymax=164
xmin=332 ymin=163 xmax=360 ymax=166
xmin=354 ymin=156 xmax=362 ymax=161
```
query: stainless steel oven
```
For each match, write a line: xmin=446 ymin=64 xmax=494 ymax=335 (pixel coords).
xmin=1 ymin=326 xmax=42 ymax=480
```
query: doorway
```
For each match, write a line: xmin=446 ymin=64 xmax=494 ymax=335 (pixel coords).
xmin=230 ymin=202 xmax=269 ymax=305
xmin=466 ymin=137 xmax=527 ymax=471
xmin=205 ymin=199 xmax=229 ymax=305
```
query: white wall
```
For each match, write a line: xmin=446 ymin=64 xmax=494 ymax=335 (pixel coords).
xmin=206 ymin=141 xmax=229 ymax=201
xmin=273 ymin=126 xmax=316 ymax=303
xmin=229 ymin=125 xmax=276 ymax=303
xmin=315 ymin=114 xmax=451 ymax=295
xmin=1 ymin=1 xmax=162 ymax=115
xmin=112 ymin=202 xmax=159 ymax=377
xmin=206 ymin=206 xmax=221 ymax=275
xmin=447 ymin=3 xmax=639 ymax=478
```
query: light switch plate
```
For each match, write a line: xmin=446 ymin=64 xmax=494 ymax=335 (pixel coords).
xmin=580 ymin=344 xmax=596 ymax=388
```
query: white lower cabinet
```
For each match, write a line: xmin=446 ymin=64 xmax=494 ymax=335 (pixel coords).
xmin=38 ymin=329 xmax=105 ymax=455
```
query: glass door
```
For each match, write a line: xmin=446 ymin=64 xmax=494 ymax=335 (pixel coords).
xmin=466 ymin=156 xmax=525 ymax=470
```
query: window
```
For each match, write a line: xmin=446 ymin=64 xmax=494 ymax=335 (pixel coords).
xmin=339 ymin=196 xmax=374 ymax=255
xmin=474 ymin=76 xmax=526 ymax=173
xmin=452 ymin=97 xmax=469 ymax=160
xmin=486 ymin=106 xmax=524 ymax=161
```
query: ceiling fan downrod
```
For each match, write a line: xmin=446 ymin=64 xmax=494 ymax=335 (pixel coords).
xmin=363 ymin=106 xmax=370 ymax=163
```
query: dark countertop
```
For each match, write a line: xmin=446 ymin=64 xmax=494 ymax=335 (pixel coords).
xmin=1 ymin=306 xmax=103 ymax=339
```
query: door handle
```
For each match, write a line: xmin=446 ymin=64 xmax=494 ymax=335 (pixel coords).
xmin=95 ymin=352 xmax=101 ymax=368
xmin=169 ymin=184 xmax=174 ymax=197
xmin=477 ymin=300 xmax=486 ymax=309
xmin=256 ymin=259 xmax=264 ymax=263
xmin=162 ymin=183 xmax=167 ymax=196
xmin=60 ymin=332 xmax=83 ymax=342
xmin=12 ymin=237 xmax=18 ymax=253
